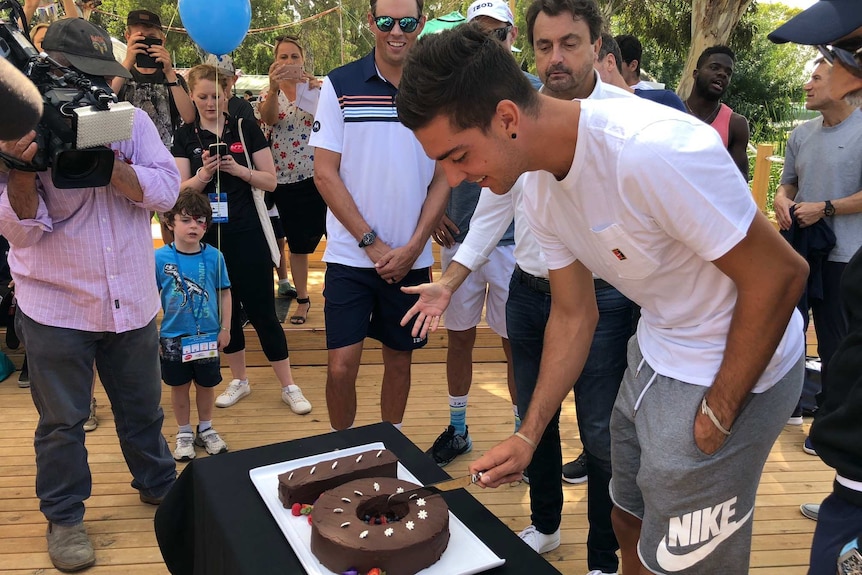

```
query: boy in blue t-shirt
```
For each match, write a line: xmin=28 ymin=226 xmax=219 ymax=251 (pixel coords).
xmin=156 ymin=190 xmax=232 ymax=460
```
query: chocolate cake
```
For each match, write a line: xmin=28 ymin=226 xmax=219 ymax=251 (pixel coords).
xmin=310 ymin=477 xmax=450 ymax=575
xmin=278 ymin=449 xmax=398 ymax=507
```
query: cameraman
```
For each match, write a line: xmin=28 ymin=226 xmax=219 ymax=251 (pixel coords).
xmin=111 ymin=9 xmax=194 ymax=147
xmin=0 ymin=18 xmax=178 ymax=573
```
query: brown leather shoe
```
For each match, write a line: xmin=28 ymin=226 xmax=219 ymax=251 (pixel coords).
xmin=139 ymin=492 xmax=164 ymax=505
xmin=46 ymin=521 xmax=95 ymax=572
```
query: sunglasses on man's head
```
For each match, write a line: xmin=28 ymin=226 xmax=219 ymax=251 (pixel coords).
xmin=491 ymin=25 xmax=512 ymax=43
xmin=374 ymin=15 xmax=420 ymax=33
xmin=817 ymin=43 xmax=862 ymax=77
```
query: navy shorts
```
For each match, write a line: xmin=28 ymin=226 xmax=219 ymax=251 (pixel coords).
xmin=323 ymin=263 xmax=431 ymax=351
xmin=159 ymin=336 xmax=222 ymax=387
xmin=270 ymin=216 xmax=285 ymax=240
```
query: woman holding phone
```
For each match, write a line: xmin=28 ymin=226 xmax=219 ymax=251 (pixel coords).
xmin=171 ymin=64 xmax=312 ymax=415
xmin=257 ymin=36 xmax=325 ymax=325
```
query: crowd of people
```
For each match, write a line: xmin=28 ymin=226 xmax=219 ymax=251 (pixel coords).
xmin=0 ymin=0 xmax=860 ymax=573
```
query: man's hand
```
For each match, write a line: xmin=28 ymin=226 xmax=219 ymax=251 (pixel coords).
xmin=123 ymin=32 xmax=149 ymax=70
xmin=693 ymin=399 xmax=730 ymax=455
xmin=400 ymin=281 xmax=453 ymax=337
xmin=148 ymin=42 xmax=176 ymax=75
xmin=773 ymin=194 xmax=795 ymax=230
xmin=0 ymin=131 xmax=38 ymax=164
xmin=375 ymin=244 xmax=420 ymax=283
xmin=468 ymin=435 xmax=534 ymax=488
xmin=792 ymin=201 xmax=826 ymax=228
xmin=431 ymin=214 xmax=459 ymax=248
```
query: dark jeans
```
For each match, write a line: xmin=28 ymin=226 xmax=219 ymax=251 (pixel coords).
xmin=805 ymin=261 xmax=848 ymax=403
xmin=808 ymin=492 xmax=862 ymax=575
xmin=17 ymin=312 xmax=175 ymax=525
xmin=507 ymin=276 xmax=632 ymax=573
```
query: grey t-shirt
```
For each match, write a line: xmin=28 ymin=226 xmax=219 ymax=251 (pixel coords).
xmin=781 ymin=109 xmax=862 ymax=262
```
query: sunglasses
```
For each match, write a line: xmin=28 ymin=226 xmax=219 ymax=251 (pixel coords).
xmin=374 ymin=15 xmax=420 ymax=33
xmin=817 ymin=43 xmax=862 ymax=76
xmin=491 ymin=25 xmax=512 ymax=43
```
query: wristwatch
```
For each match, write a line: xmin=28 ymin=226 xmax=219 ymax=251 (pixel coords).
xmin=824 ymin=200 xmax=836 ymax=217
xmin=165 ymin=81 xmax=179 ymax=87
xmin=358 ymin=230 xmax=377 ymax=248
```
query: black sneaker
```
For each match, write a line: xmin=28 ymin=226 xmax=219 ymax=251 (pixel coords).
xmin=426 ymin=425 xmax=472 ymax=467
xmin=562 ymin=452 xmax=588 ymax=484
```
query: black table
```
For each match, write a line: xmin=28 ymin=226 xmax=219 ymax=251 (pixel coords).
xmin=155 ymin=422 xmax=562 ymax=575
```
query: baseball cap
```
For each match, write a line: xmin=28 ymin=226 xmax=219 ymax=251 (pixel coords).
xmin=42 ymin=19 xmax=132 ymax=78
xmin=204 ymin=54 xmax=236 ymax=76
xmin=467 ymin=0 xmax=514 ymax=25
xmin=768 ymin=0 xmax=862 ymax=45
xmin=127 ymin=9 xmax=162 ymax=28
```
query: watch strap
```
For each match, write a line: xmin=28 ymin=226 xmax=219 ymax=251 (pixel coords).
xmin=165 ymin=81 xmax=179 ymax=87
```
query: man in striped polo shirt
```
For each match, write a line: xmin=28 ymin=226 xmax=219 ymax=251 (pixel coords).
xmin=310 ymin=0 xmax=449 ymax=432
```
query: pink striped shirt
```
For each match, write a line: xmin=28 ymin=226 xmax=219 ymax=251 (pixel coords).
xmin=0 ymin=108 xmax=180 ymax=333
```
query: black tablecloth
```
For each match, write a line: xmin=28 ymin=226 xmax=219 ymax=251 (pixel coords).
xmin=155 ymin=423 xmax=562 ymax=575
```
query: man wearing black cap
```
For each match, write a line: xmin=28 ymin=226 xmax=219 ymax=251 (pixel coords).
xmin=111 ymin=9 xmax=195 ymax=146
xmin=770 ymin=3 xmax=862 ymax=574
xmin=0 ymin=17 xmax=179 ymax=573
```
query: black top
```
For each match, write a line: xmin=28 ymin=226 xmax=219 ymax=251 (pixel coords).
xmin=228 ymin=95 xmax=257 ymax=124
xmin=171 ymin=115 xmax=269 ymax=235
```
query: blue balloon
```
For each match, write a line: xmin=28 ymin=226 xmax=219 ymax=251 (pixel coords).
xmin=179 ymin=0 xmax=251 ymax=56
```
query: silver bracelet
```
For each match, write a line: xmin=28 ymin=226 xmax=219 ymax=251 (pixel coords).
xmin=246 ymin=167 xmax=253 ymax=183
xmin=196 ymin=167 xmax=212 ymax=183
xmin=701 ymin=397 xmax=731 ymax=436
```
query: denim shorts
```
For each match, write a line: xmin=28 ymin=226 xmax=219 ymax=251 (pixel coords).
xmin=609 ymin=336 xmax=803 ymax=574
xmin=159 ymin=336 xmax=222 ymax=388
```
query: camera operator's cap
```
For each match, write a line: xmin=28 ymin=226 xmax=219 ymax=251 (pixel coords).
xmin=467 ymin=0 xmax=514 ymax=25
xmin=204 ymin=54 xmax=236 ymax=77
xmin=42 ymin=19 xmax=131 ymax=78
xmin=768 ymin=0 xmax=862 ymax=44
xmin=127 ymin=9 xmax=163 ymax=29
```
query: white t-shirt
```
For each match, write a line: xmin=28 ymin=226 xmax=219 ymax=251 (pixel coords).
xmin=523 ymin=97 xmax=804 ymax=390
xmin=309 ymin=56 xmax=436 ymax=269
xmin=454 ymin=72 xmax=634 ymax=278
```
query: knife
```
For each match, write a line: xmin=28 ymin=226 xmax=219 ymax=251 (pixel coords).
xmin=387 ymin=472 xmax=482 ymax=504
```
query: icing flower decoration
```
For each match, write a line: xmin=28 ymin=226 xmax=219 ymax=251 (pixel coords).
xmin=373 ymin=482 xmax=380 ymax=492
xmin=367 ymin=569 xmax=385 ymax=575
xmin=341 ymin=570 xmax=359 ymax=575
xmin=406 ymin=521 xmax=415 ymax=530
xmin=416 ymin=498 xmax=426 ymax=507
xmin=384 ymin=527 xmax=394 ymax=537
xmin=395 ymin=487 xmax=404 ymax=494
xmin=359 ymin=530 xmax=369 ymax=539
xmin=417 ymin=510 xmax=428 ymax=520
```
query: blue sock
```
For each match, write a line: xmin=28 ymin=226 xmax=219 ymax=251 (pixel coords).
xmin=198 ymin=420 xmax=212 ymax=433
xmin=178 ymin=424 xmax=193 ymax=435
xmin=449 ymin=394 xmax=468 ymax=436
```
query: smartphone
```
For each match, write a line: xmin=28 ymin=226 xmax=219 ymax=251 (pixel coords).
xmin=281 ymin=64 xmax=304 ymax=80
xmin=135 ymin=37 xmax=163 ymax=69
xmin=209 ymin=142 xmax=229 ymax=157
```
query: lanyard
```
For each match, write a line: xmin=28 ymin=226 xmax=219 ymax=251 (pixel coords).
xmin=171 ymin=243 xmax=208 ymax=335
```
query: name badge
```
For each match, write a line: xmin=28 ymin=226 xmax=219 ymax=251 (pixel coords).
xmin=209 ymin=192 xmax=228 ymax=223
xmin=180 ymin=333 xmax=219 ymax=363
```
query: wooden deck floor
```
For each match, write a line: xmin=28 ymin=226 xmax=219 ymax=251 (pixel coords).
xmin=0 ymin=268 xmax=831 ymax=574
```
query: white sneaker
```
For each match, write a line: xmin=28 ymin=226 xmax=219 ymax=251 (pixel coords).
xmin=173 ymin=432 xmax=195 ymax=461
xmin=518 ymin=524 xmax=560 ymax=554
xmin=282 ymin=386 xmax=312 ymax=414
xmin=215 ymin=379 xmax=251 ymax=408
xmin=194 ymin=427 xmax=228 ymax=455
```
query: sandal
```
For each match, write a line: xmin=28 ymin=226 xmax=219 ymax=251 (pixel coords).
xmin=289 ymin=298 xmax=311 ymax=325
